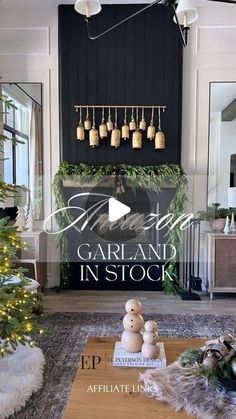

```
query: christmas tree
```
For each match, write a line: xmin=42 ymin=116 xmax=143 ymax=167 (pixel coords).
xmin=14 ymin=205 xmax=26 ymax=231
xmin=0 ymin=93 xmax=42 ymax=356
xmin=25 ymin=200 xmax=34 ymax=231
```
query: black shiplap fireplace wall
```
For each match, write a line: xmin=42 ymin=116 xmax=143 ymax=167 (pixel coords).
xmin=59 ymin=4 xmax=183 ymax=166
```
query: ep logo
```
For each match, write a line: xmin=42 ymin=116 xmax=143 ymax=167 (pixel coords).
xmin=81 ymin=355 xmax=101 ymax=369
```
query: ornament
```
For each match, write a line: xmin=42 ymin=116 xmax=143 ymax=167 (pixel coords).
xmin=132 ymin=106 xmax=142 ymax=149
xmin=147 ymin=106 xmax=156 ymax=140
xmin=111 ymin=107 xmax=121 ymax=148
xmin=122 ymin=106 xmax=129 ymax=140
xmin=141 ymin=320 xmax=159 ymax=359
xmin=14 ymin=206 xmax=26 ymax=232
xmin=84 ymin=106 xmax=92 ymax=130
xmin=230 ymin=212 xmax=236 ymax=233
xmin=129 ymin=106 xmax=137 ymax=131
xmin=121 ymin=298 xmax=143 ymax=353
xmin=230 ymin=357 xmax=236 ymax=377
xmin=223 ymin=216 xmax=230 ymax=234
xmin=203 ymin=351 xmax=218 ymax=369
xmin=99 ymin=107 xmax=108 ymax=139
xmin=106 ymin=107 xmax=114 ymax=132
xmin=89 ymin=107 xmax=99 ymax=147
xmin=139 ymin=107 xmax=146 ymax=131
xmin=155 ymin=107 xmax=165 ymax=150
xmin=76 ymin=106 xmax=85 ymax=141
xmin=25 ymin=200 xmax=34 ymax=232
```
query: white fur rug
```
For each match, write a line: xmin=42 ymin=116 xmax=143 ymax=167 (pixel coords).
xmin=140 ymin=362 xmax=236 ymax=419
xmin=0 ymin=344 xmax=45 ymax=419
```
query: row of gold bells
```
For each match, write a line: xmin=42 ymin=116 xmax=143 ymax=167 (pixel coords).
xmin=76 ymin=120 xmax=165 ymax=149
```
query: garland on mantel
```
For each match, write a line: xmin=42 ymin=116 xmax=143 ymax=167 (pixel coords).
xmin=53 ymin=162 xmax=188 ymax=295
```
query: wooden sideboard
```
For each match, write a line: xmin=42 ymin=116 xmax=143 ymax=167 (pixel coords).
xmin=207 ymin=232 xmax=236 ymax=299
xmin=15 ymin=231 xmax=47 ymax=290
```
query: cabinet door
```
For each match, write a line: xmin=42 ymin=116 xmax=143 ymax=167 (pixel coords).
xmin=214 ymin=237 xmax=236 ymax=287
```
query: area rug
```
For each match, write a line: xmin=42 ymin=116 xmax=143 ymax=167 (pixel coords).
xmin=140 ymin=361 xmax=236 ymax=419
xmin=11 ymin=313 xmax=236 ymax=419
xmin=0 ymin=344 xmax=45 ymax=419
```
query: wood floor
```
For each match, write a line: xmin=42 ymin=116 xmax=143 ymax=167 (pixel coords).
xmin=43 ymin=290 xmax=236 ymax=314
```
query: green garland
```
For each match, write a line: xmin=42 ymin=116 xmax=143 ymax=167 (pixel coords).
xmin=53 ymin=162 xmax=188 ymax=294
xmin=180 ymin=347 xmax=236 ymax=387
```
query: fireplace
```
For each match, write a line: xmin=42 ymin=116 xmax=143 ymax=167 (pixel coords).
xmin=63 ymin=184 xmax=176 ymax=290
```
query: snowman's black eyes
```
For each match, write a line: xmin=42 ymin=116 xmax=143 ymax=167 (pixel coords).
xmin=131 ymin=326 xmax=133 ymax=328
xmin=131 ymin=309 xmax=134 ymax=311
xmin=131 ymin=319 xmax=133 ymax=321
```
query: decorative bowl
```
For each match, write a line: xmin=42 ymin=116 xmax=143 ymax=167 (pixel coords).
xmin=209 ymin=218 xmax=226 ymax=232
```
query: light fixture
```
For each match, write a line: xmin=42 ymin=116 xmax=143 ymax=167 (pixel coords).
xmin=74 ymin=0 xmax=101 ymax=17
xmin=74 ymin=0 xmax=198 ymax=47
xmin=173 ymin=0 xmax=198 ymax=45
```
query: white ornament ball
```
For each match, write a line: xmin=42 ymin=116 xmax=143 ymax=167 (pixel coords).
xmin=141 ymin=342 xmax=160 ymax=359
xmin=121 ymin=331 xmax=143 ymax=353
xmin=143 ymin=331 xmax=158 ymax=345
xmin=123 ymin=313 xmax=144 ymax=332
xmin=125 ymin=299 xmax=142 ymax=315
xmin=144 ymin=320 xmax=158 ymax=333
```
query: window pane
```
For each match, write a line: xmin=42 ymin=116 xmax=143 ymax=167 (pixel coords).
xmin=15 ymin=103 xmax=22 ymax=132
xmin=6 ymin=102 xmax=14 ymax=128
xmin=3 ymin=130 xmax=13 ymax=184
xmin=21 ymin=107 xmax=29 ymax=135
xmin=15 ymin=136 xmax=29 ymax=189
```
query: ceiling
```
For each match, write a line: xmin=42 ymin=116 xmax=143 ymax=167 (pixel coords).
xmin=0 ymin=0 xmax=225 ymax=9
xmin=0 ymin=0 xmax=155 ymax=7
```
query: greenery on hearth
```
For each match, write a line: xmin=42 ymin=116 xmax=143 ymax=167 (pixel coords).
xmin=0 ymin=94 xmax=42 ymax=356
xmin=53 ymin=162 xmax=188 ymax=295
xmin=198 ymin=203 xmax=231 ymax=221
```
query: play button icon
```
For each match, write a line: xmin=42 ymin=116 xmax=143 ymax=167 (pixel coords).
xmin=108 ymin=197 xmax=131 ymax=223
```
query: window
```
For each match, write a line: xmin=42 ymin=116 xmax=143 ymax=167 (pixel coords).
xmin=3 ymin=89 xmax=30 ymax=190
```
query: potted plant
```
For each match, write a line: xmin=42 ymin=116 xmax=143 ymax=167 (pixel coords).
xmin=198 ymin=203 xmax=229 ymax=232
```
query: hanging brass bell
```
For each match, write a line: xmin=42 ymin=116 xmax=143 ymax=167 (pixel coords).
xmin=111 ymin=128 xmax=121 ymax=148
xmin=84 ymin=119 xmax=92 ymax=130
xmin=107 ymin=120 xmax=114 ymax=132
xmin=122 ymin=124 xmax=130 ymax=140
xmin=129 ymin=118 xmax=136 ymax=131
xmin=147 ymin=124 xmax=155 ymax=140
xmin=132 ymin=130 xmax=142 ymax=149
xmin=139 ymin=117 xmax=146 ymax=131
xmin=155 ymin=130 xmax=165 ymax=149
xmin=89 ymin=128 xmax=99 ymax=147
xmin=77 ymin=125 xmax=85 ymax=141
xmin=99 ymin=123 xmax=108 ymax=139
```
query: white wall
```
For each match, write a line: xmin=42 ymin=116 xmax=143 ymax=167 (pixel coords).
xmin=0 ymin=7 xmax=60 ymax=287
xmin=182 ymin=3 xmax=236 ymax=286
xmin=182 ymin=3 xmax=236 ymax=214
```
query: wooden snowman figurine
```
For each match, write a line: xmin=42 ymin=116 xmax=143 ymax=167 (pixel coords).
xmin=141 ymin=320 xmax=160 ymax=359
xmin=121 ymin=299 xmax=144 ymax=353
